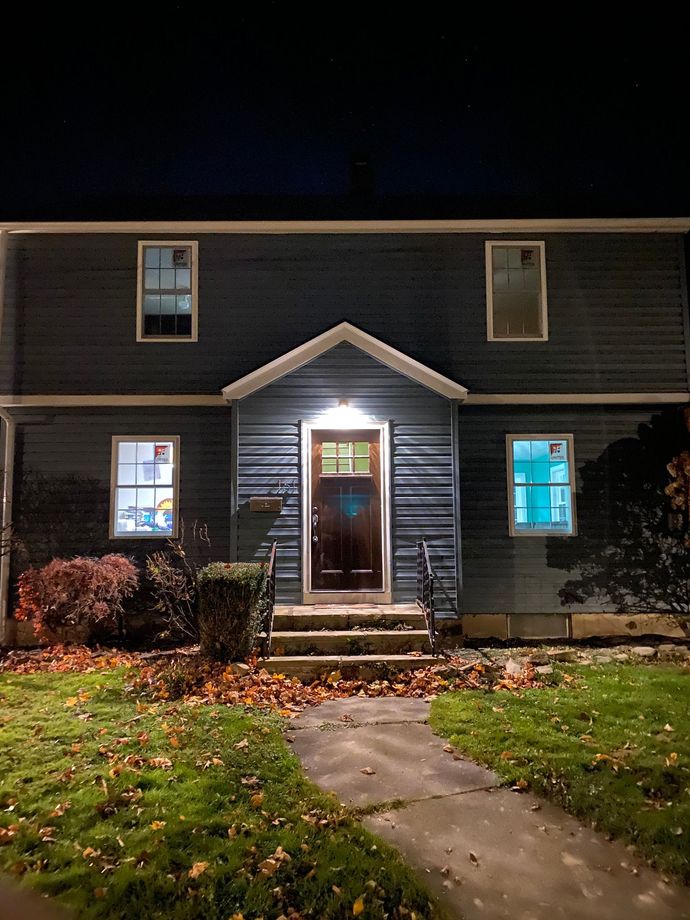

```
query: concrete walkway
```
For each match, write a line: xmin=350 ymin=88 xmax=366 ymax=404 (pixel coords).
xmin=287 ymin=698 xmax=689 ymax=920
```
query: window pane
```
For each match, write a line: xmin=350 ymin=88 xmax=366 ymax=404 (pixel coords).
xmin=160 ymin=295 xmax=176 ymax=314
xmin=144 ymin=247 xmax=160 ymax=268
xmin=137 ymin=442 xmax=154 ymax=462
xmin=531 ymin=461 xmax=550 ymax=484
xmin=531 ymin=441 xmax=549 ymax=461
xmin=177 ymin=294 xmax=192 ymax=313
xmin=118 ymin=441 xmax=137 ymax=463
xmin=159 ymin=269 xmax=175 ymax=289
xmin=175 ymin=268 xmax=191 ymax=289
xmin=144 ymin=314 xmax=161 ymax=336
xmin=144 ymin=269 xmax=160 ymax=290
xmin=143 ymin=294 xmax=160 ymax=315
xmin=116 ymin=487 xmax=137 ymax=511
xmin=322 ymin=459 xmax=337 ymax=473
xmin=512 ymin=440 xmax=531 ymax=461
xmin=118 ymin=463 xmax=137 ymax=485
xmin=159 ymin=247 xmax=173 ymax=268
xmin=322 ymin=443 xmax=336 ymax=456
xmin=176 ymin=314 xmax=192 ymax=336
xmin=160 ymin=314 xmax=176 ymax=335
xmin=354 ymin=441 xmax=369 ymax=456
xmin=354 ymin=457 xmax=370 ymax=473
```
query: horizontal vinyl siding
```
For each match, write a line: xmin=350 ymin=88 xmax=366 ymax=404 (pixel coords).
xmin=1 ymin=233 xmax=686 ymax=395
xmin=11 ymin=408 xmax=232 ymax=574
xmin=237 ymin=344 xmax=456 ymax=611
xmin=458 ymin=405 xmax=674 ymax=614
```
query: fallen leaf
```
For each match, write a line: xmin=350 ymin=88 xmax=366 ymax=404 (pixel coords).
xmin=665 ymin=752 xmax=679 ymax=767
xmin=664 ymin=724 xmax=674 ymax=732
xmin=250 ymin=792 xmax=265 ymax=808
xmin=469 ymin=851 xmax=479 ymax=866
xmin=234 ymin=738 xmax=249 ymax=750
xmin=188 ymin=861 xmax=208 ymax=879
xmin=94 ymin=887 xmax=108 ymax=899
xmin=150 ymin=820 xmax=166 ymax=830
xmin=443 ymin=744 xmax=454 ymax=753
xmin=353 ymin=895 xmax=366 ymax=916
xmin=360 ymin=767 xmax=376 ymax=775
xmin=65 ymin=697 xmax=78 ymax=707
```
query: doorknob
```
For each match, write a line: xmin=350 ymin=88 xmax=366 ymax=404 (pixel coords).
xmin=312 ymin=506 xmax=319 ymax=544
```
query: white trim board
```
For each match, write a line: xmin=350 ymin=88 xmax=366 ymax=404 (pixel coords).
xmin=0 ymin=392 xmax=687 ymax=408
xmin=222 ymin=322 xmax=469 ymax=401
xmin=1 ymin=218 xmax=690 ymax=234
xmin=301 ymin=420 xmax=392 ymax=604
xmin=465 ymin=393 xmax=690 ymax=405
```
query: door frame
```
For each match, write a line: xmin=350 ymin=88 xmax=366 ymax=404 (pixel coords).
xmin=301 ymin=420 xmax=392 ymax=604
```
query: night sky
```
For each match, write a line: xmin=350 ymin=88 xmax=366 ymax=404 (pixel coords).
xmin=3 ymin=14 xmax=689 ymax=219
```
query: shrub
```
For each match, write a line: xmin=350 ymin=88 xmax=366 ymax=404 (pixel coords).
xmin=197 ymin=562 xmax=266 ymax=661
xmin=145 ymin=521 xmax=210 ymax=642
xmin=15 ymin=554 xmax=139 ymax=642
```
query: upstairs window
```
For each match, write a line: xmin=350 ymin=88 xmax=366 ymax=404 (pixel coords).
xmin=507 ymin=435 xmax=576 ymax=535
xmin=486 ymin=241 xmax=548 ymax=341
xmin=110 ymin=436 xmax=180 ymax=538
xmin=137 ymin=241 xmax=198 ymax=341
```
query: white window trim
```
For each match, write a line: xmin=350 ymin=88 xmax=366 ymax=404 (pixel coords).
xmin=109 ymin=435 xmax=181 ymax=539
xmin=506 ymin=433 xmax=577 ymax=537
xmin=136 ymin=241 xmax=199 ymax=343
xmin=486 ymin=240 xmax=548 ymax=342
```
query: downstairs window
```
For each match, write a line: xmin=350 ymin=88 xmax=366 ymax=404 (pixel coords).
xmin=507 ymin=435 xmax=576 ymax=535
xmin=110 ymin=436 xmax=179 ymax=538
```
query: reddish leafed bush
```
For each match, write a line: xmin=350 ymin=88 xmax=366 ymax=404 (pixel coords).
xmin=15 ymin=554 xmax=139 ymax=641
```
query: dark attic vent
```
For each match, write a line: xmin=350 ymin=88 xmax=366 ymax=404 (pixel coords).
xmin=350 ymin=152 xmax=374 ymax=197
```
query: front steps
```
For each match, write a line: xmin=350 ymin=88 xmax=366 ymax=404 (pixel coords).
xmin=262 ymin=603 xmax=440 ymax=678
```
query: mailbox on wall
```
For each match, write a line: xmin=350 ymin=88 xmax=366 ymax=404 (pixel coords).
xmin=249 ymin=496 xmax=283 ymax=513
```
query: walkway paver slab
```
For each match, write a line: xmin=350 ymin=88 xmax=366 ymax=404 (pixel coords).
xmin=290 ymin=720 xmax=498 ymax=806
xmin=291 ymin=697 xmax=431 ymax=729
xmin=365 ymin=789 xmax=690 ymax=920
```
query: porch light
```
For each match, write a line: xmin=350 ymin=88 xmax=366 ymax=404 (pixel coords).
xmin=317 ymin=398 xmax=370 ymax=427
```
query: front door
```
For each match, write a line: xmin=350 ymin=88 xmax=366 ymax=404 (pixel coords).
xmin=309 ymin=428 xmax=384 ymax=592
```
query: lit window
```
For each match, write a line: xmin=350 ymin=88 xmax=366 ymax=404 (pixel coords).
xmin=321 ymin=441 xmax=370 ymax=474
xmin=110 ymin=437 xmax=179 ymax=538
xmin=486 ymin=241 xmax=548 ymax=341
xmin=137 ymin=241 xmax=198 ymax=341
xmin=507 ymin=435 xmax=576 ymax=535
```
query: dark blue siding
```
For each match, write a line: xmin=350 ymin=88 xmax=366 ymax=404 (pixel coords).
xmin=458 ymin=405 xmax=676 ymax=614
xmin=1 ymin=232 xmax=686 ymax=395
xmin=237 ymin=343 xmax=457 ymax=612
xmin=10 ymin=407 xmax=232 ymax=572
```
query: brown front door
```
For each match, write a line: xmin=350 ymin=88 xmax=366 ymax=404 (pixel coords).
xmin=310 ymin=429 xmax=383 ymax=592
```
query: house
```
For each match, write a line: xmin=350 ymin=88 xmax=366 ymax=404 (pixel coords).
xmin=0 ymin=217 xmax=689 ymax=653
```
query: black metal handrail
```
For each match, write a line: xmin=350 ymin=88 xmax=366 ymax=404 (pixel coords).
xmin=260 ymin=541 xmax=277 ymax=658
xmin=416 ymin=540 xmax=437 ymax=655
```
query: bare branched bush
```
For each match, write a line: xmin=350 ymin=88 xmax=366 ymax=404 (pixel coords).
xmin=146 ymin=520 xmax=211 ymax=642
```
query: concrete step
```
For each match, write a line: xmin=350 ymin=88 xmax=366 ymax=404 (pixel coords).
xmin=273 ymin=605 xmax=426 ymax=631
xmin=263 ymin=653 xmax=441 ymax=679
xmin=270 ymin=628 xmax=430 ymax=656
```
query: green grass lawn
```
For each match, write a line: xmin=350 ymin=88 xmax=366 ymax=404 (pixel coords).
xmin=430 ymin=662 xmax=690 ymax=882
xmin=0 ymin=669 xmax=439 ymax=919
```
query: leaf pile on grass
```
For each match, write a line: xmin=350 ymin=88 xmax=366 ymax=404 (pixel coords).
xmin=0 ymin=644 xmax=139 ymax=674
xmin=0 ymin=669 xmax=440 ymax=919
xmin=430 ymin=662 xmax=690 ymax=882
xmin=1 ymin=646 xmax=545 ymax=716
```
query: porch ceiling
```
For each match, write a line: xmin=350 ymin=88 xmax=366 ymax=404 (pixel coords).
xmin=221 ymin=321 xmax=469 ymax=401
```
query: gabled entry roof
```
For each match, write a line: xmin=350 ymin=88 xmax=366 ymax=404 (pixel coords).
xmin=221 ymin=322 xmax=469 ymax=401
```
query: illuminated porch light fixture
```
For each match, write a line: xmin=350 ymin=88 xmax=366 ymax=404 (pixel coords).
xmin=317 ymin=398 xmax=370 ymax=427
